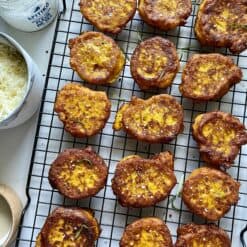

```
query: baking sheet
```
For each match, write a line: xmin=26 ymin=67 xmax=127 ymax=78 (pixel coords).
xmin=16 ymin=0 xmax=247 ymax=246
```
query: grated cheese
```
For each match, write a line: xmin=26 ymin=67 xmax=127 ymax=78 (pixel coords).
xmin=0 ymin=43 xmax=27 ymax=122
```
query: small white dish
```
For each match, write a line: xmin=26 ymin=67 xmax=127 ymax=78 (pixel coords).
xmin=0 ymin=184 xmax=23 ymax=246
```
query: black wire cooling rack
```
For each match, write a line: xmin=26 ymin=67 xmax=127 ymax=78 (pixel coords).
xmin=16 ymin=0 xmax=247 ymax=246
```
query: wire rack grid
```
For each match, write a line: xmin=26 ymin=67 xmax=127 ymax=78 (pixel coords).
xmin=16 ymin=0 xmax=247 ymax=246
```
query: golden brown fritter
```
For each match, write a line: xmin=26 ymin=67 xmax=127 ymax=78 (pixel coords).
xmin=48 ymin=147 xmax=108 ymax=199
xmin=130 ymin=36 xmax=179 ymax=90
xmin=54 ymin=83 xmax=111 ymax=138
xmin=35 ymin=234 xmax=42 ymax=247
xmin=79 ymin=0 xmax=137 ymax=34
xmin=69 ymin=32 xmax=125 ymax=85
xmin=138 ymin=0 xmax=192 ymax=30
xmin=192 ymin=111 xmax=247 ymax=168
xmin=113 ymin=94 xmax=184 ymax=143
xmin=195 ymin=0 xmax=247 ymax=54
xmin=182 ymin=167 xmax=240 ymax=221
xmin=36 ymin=207 xmax=100 ymax=247
xmin=112 ymin=152 xmax=176 ymax=207
xmin=120 ymin=217 xmax=173 ymax=247
xmin=175 ymin=223 xmax=231 ymax=247
xmin=180 ymin=53 xmax=242 ymax=101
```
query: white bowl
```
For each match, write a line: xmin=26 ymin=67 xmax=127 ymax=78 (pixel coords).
xmin=0 ymin=32 xmax=43 ymax=129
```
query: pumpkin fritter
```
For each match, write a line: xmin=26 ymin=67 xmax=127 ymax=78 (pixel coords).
xmin=182 ymin=167 xmax=240 ymax=221
xmin=192 ymin=111 xmax=247 ymax=168
xmin=79 ymin=0 xmax=137 ymax=34
xmin=112 ymin=152 xmax=176 ymax=207
xmin=131 ymin=36 xmax=179 ymax=90
xmin=36 ymin=234 xmax=43 ymax=247
xmin=180 ymin=53 xmax=242 ymax=101
xmin=54 ymin=83 xmax=111 ymax=138
xmin=120 ymin=217 xmax=173 ymax=247
xmin=36 ymin=207 xmax=100 ymax=247
xmin=69 ymin=32 xmax=125 ymax=85
xmin=195 ymin=0 xmax=247 ymax=54
xmin=138 ymin=0 xmax=192 ymax=31
xmin=48 ymin=147 xmax=108 ymax=199
xmin=175 ymin=223 xmax=231 ymax=247
xmin=113 ymin=94 xmax=184 ymax=143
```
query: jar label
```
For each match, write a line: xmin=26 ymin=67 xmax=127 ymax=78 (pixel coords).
xmin=28 ymin=2 xmax=53 ymax=28
xmin=0 ymin=0 xmax=59 ymax=32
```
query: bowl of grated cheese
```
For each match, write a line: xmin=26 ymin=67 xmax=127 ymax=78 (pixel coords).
xmin=0 ymin=32 xmax=43 ymax=129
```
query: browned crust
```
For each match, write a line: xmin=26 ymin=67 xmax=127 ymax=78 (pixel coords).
xmin=195 ymin=0 xmax=247 ymax=54
xmin=130 ymin=36 xmax=179 ymax=90
xmin=54 ymin=83 xmax=111 ymax=138
xmin=180 ymin=53 xmax=242 ymax=101
xmin=138 ymin=0 xmax=192 ymax=30
xmin=38 ymin=207 xmax=100 ymax=247
xmin=112 ymin=152 xmax=176 ymax=207
xmin=35 ymin=234 xmax=43 ymax=247
xmin=120 ymin=217 xmax=173 ymax=247
xmin=182 ymin=167 xmax=240 ymax=221
xmin=151 ymin=151 xmax=174 ymax=170
xmin=79 ymin=0 xmax=137 ymax=34
xmin=175 ymin=223 xmax=231 ymax=247
xmin=48 ymin=147 xmax=108 ymax=199
xmin=121 ymin=95 xmax=184 ymax=143
xmin=69 ymin=32 xmax=124 ymax=84
xmin=192 ymin=111 xmax=247 ymax=168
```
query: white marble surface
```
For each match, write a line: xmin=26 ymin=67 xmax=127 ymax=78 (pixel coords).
xmin=0 ymin=19 xmax=57 ymax=208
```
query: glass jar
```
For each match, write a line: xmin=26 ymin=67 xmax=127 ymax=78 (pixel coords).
xmin=0 ymin=0 xmax=60 ymax=32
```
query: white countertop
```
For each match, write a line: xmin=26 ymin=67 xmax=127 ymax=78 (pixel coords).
xmin=0 ymin=19 xmax=57 ymax=207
